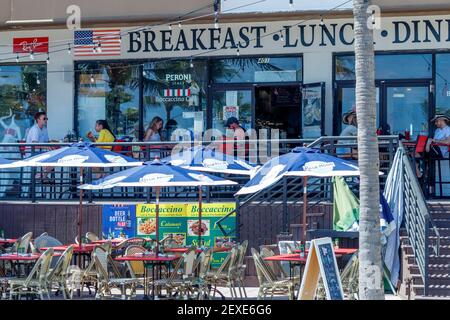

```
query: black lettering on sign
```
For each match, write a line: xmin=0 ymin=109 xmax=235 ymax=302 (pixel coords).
xmin=143 ymin=30 xmax=158 ymax=52
xmin=284 ymin=26 xmax=298 ymax=48
xmin=339 ymin=23 xmax=354 ymax=45
xmin=209 ymin=28 xmax=220 ymax=50
xmin=393 ymin=21 xmax=410 ymax=44
xmin=174 ymin=29 xmax=189 ymax=51
xmin=192 ymin=28 xmax=207 ymax=50
xmin=238 ymin=27 xmax=250 ymax=48
xmin=320 ymin=23 xmax=337 ymax=46
xmin=424 ymin=19 xmax=442 ymax=43
xmin=127 ymin=31 xmax=141 ymax=52
xmin=299 ymin=25 xmax=315 ymax=47
xmin=250 ymin=26 xmax=266 ymax=48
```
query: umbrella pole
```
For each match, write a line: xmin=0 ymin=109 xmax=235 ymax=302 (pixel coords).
xmin=78 ymin=167 xmax=84 ymax=267
xmin=155 ymin=186 xmax=160 ymax=256
xmin=198 ymin=186 xmax=202 ymax=247
xmin=302 ymin=176 xmax=308 ymax=243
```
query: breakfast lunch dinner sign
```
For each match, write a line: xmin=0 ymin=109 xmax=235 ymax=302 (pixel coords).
xmin=9 ymin=16 xmax=450 ymax=60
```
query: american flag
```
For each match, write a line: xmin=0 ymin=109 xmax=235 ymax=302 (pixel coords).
xmin=74 ymin=29 xmax=121 ymax=56
xmin=164 ymin=88 xmax=191 ymax=97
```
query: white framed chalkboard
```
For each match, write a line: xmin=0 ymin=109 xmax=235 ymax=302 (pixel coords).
xmin=298 ymin=237 xmax=345 ymax=300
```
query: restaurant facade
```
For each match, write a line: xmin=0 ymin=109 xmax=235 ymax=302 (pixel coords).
xmin=1 ymin=13 xmax=450 ymax=144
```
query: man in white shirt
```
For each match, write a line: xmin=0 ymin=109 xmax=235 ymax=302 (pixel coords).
xmin=428 ymin=114 xmax=450 ymax=158
xmin=26 ymin=111 xmax=49 ymax=145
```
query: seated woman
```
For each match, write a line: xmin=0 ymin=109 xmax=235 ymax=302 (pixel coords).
xmin=144 ymin=116 xmax=164 ymax=160
xmin=86 ymin=119 xmax=116 ymax=150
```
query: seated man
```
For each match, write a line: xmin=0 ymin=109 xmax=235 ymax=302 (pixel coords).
xmin=415 ymin=114 xmax=450 ymax=179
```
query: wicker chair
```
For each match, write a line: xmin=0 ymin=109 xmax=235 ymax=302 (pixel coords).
xmin=251 ymin=248 xmax=295 ymax=300
xmin=47 ymin=245 xmax=74 ymax=299
xmin=93 ymin=248 xmax=139 ymax=300
xmin=204 ymin=246 xmax=240 ymax=299
xmin=7 ymin=248 xmax=54 ymax=300
xmin=85 ymin=232 xmax=99 ymax=243
xmin=233 ymin=240 xmax=249 ymax=298
xmin=123 ymin=245 xmax=147 ymax=297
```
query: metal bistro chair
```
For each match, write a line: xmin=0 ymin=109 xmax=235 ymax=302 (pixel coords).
xmin=47 ymin=245 xmax=74 ymax=299
xmin=251 ymin=248 xmax=295 ymax=300
xmin=8 ymin=248 xmax=54 ymax=300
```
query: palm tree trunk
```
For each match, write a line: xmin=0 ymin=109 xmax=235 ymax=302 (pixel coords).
xmin=353 ymin=0 xmax=384 ymax=300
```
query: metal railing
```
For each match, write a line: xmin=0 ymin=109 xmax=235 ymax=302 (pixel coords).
xmin=0 ymin=139 xmax=313 ymax=202
xmin=401 ymin=142 xmax=441 ymax=296
xmin=216 ymin=135 xmax=400 ymax=238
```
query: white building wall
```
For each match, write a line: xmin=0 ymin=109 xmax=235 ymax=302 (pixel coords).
xmin=1 ymin=15 xmax=450 ymax=139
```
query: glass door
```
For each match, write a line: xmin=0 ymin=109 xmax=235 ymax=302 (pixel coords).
xmin=383 ymin=82 xmax=431 ymax=139
xmin=210 ymin=87 xmax=254 ymax=134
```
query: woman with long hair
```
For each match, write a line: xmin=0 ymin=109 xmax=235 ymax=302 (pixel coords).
xmin=144 ymin=116 xmax=164 ymax=160
xmin=144 ymin=116 xmax=163 ymax=142
xmin=86 ymin=119 xmax=116 ymax=150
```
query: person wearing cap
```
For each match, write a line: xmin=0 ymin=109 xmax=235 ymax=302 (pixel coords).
xmin=427 ymin=114 xmax=450 ymax=158
xmin=336 ymin=108 xmax=358 ymax=157
xmin=415 ymin=114 xmax=450 ymax=180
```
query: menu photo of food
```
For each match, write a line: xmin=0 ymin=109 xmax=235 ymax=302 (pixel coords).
xmin=214 ymin=236 xmax=234 ymax=247
xmin=187 ymin=219 xmax=210 ymax=237
xmin=137 ymin=217 xmax=157 ymax=236
xmin=164 ymin=233 xmax=186 ymax=246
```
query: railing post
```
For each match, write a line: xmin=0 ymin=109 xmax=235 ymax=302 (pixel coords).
xmin=87 ymin=168 xmax=93 ymax=203
xmin=424 ymin=215 xmax=430 ymax=296
xmin=283 ymin=176 xmax=288 ymax=233
xmin=235 ymin=197 xmax=240 ymax=241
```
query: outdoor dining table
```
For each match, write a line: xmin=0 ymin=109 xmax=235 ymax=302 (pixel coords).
xmin=114 ymin=254 xmax=179 ymax=300
xmin=264 ymin=253 xmax=307 ymax=300
xmin=293 ymin=248 xmax=358 ymax=255
xmin=0 ymin=252 xmax=60 ymax=278
xmin=0 ymin=239 xmax=17 ymax=245
xmin=163 ymin=246 xmax=232 ymax=254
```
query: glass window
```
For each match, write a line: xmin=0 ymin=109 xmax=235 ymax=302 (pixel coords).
xmin=436 ymin=54 xmax=450 ymax=117
xmin=211 ymin=89 xmax=252 ymax=133
xmin=142 ymin=60 xmax=207 ymax=141
xmin=336 ymin=54 xmax=433 ymax=80
xmin=337 ymin=87 xmax=380 ymax=133
xmin=76 ymin=62 xmax=139 ymax=140
xmin=0 ymin=64 xmax=46 ymax=146
xmin=386 ymin=86 xmax=429 ymax=138
xmin=211 ymin=56 xmax=302 ymax=83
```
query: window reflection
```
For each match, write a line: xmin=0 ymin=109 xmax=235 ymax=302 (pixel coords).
xmin=211 ymin=57 xmax=302 ymax=83
xmin=335 ymin=54 xmax=432 ymax=80
xmin=76 ymin=62 xmax=139 ymax=140
xmin=142 ymin=60 xmax=207 ymax=141
xmin=0 ymin=64 xmax=46 ymax=145
xmin=436 ymin=54 xmax=450 ymax=117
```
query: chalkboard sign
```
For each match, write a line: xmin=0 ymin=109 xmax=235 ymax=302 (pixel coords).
xmin=298 ymin=237 xmax=344 ymax=300
xmin=316 ymin=241 xmax=344 ymax=300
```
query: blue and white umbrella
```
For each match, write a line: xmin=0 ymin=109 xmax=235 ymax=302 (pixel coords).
xmin=17 ymin=142 xmax=141 ymax=167
xmin=236 ymin=147 xmax=376 ymax=241
xmin=236 ymin=147 xmax=362 ymax=196
xmin=80 ymin=158 xmax=237 ymax=251
xmin=0 ymin=157 xmax=22 ymax=169
xmin=163 ymin=146 xmax=259 ymax=176
xmin=13 ymin=142 xmax=142 ymax=254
